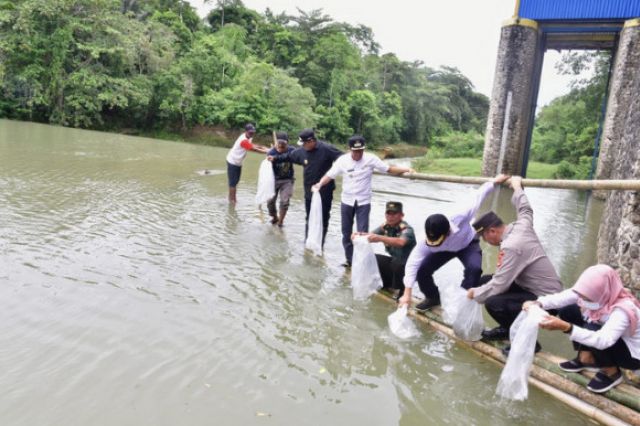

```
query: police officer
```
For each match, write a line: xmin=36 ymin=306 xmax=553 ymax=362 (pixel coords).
xmin=467 ymin=176 xmax=563 ymax=343
xmin=359 ymin=201 xmax=416 ymax=299
xmin=268 ymin=129 xmax=342 ymax=246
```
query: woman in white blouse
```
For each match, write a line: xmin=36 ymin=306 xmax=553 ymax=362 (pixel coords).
xmin=524 ymin=264 xmax=640 ymax=393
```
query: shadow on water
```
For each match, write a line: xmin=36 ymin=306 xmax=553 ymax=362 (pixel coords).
xmin=0 ymin=120 xmax=600 ymax=425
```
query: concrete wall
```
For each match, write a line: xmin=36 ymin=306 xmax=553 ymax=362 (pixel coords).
xmin=482 ymin=19 xmax=540 ymax=176
xmin=595 ymin=21 xmax=640 ymax=200
xmin=597 ymin=49 xmax=640 ymax=294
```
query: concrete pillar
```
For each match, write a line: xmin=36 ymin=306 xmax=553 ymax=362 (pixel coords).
xmin=482 ymin=18 xmax=540 ymax=177
xmin=594 ymin=19 xmax=640 ymax=200
xmin=597 ymin=47 xmax=640 ymax=294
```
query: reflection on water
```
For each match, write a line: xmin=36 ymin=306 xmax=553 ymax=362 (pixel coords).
xmin=0 ymin=120 xmax=601 ymax=425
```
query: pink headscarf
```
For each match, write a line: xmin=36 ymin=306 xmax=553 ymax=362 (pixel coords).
xmin=573 ymin=264 xmax=640 ymax=335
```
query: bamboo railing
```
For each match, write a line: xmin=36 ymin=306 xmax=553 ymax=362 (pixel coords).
xmin=374 ymin=171 xmax=640 ymax=191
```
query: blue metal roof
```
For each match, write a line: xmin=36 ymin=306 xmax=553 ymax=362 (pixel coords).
xmin=519 ymin=0 xmax=640 ymax=21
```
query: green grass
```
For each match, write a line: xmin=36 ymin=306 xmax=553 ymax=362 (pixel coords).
xmin=413 ymin=157 xmax=558 ymax=179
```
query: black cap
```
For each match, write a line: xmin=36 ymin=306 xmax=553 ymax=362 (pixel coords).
xmin=348 ymin=135 xmax=366 ymax=150
xmin=472 ymin=211 xmax=503 ymax=233
xmin=385 ymin=201 xmax=403 ymax=214
xmin=424 ymin=214 xmax=450 ymax=246
xmin=245 ymin=123 xmax=256 ymax=132
xmin=298 ymin=129 xmax=316 ymax=145
xmin=275 ymin=131 xmax=288 ymax=145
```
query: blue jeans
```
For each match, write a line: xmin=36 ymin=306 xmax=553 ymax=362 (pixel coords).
xmin=341 ymin=202 xmax=371 ymax=264
xmin=416 ymin=239 xmax=483 ymax=299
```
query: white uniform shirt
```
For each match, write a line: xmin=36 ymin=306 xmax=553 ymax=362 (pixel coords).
xmin=325 ymin=152 xmax=389 ymax=206
xmin=538 ymin=289 xmax=640 ymax=360
xmin=226 ymin=132 xmax=252 ymax=166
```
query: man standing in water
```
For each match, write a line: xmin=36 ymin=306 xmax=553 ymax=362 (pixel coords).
xmin=312 ymin=135 xmax=413 ymax=267
xmin=225 ymin=123 xmax=270 ymax=204
xmin=398 ymin=174 xmax=510 ymax=311
xmin=467 ymin=176 xmax=563 ymax=343
xmin=268 ymin=129 xmax=342 ymax=247
xmin=266 ymin=132 xmax=294 ymax=227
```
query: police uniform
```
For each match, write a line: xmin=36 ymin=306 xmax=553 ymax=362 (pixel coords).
xmin=472 ymin=189 xmax=563 ymax=329
xmin=371 ymin=202 xmax=416 ymax=294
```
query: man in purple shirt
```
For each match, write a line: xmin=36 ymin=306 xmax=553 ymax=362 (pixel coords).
xmin=398 ymin=174 xmax=510 ymax=311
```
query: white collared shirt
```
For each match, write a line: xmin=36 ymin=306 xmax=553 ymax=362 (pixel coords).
xmin=326 ymin=152 xmax=389 ymax=206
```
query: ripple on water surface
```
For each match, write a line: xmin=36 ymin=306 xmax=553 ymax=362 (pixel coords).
xmin=0 ymin=120 xmax=601 ymax=425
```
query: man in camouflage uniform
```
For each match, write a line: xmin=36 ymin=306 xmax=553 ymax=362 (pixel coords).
xmin=359 ymin=201 xmax=416 ymax=299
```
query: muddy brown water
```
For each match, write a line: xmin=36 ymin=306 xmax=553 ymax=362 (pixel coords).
xmin=0 ymin=119 xmax=603 ymax=425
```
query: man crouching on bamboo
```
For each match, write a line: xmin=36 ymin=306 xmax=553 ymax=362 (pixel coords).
xmin=467 ymin=176 xmax=563 ymax=353
xmin=398 ymin=173 xmax=510 ymax=311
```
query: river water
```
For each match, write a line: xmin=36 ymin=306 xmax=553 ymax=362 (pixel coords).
xmin=0 ymin=119 xmax=605 ymax=425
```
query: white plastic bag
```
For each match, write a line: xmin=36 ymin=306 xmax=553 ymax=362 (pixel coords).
xmin=351 ymin=236 xmax=383 ymax=300
xmin=451 ymin=293 xmax=484 ymax=341
xmin=255 ymin=159 xmax=275 ymax=206
xmin=438 ymin=284 xmax=484 ymax=341
xmin=305 ymin=191 xmax=323 ymax=256
xmin=496 ymin=305 xmax=548 ymax=400
xmin=388 ymin=305 xmax=420 ymax=339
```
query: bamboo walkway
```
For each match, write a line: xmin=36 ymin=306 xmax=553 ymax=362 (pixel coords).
xmin=374 ymin=289 xmax=640 ymax=426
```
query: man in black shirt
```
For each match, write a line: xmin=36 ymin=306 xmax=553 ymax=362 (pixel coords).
xmin=268 ymin=129 xmax=342 ymax=246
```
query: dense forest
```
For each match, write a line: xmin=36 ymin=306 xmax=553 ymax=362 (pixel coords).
xmin=0 ymin=0 xmax=606 ymax=177
xmin=0 ymin=0 xmax=489 ymax=148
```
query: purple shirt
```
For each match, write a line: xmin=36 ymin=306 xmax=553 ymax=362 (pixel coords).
xmin=403 ymin=181 xmax=497 ymax=291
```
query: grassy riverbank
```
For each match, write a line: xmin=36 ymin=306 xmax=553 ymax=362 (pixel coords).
xmin=413 ymin=157 xmax=559 ymax=179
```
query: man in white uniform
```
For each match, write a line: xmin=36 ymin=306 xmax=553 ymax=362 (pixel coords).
xmin=312 ymin=135 xmax=413 ymax=266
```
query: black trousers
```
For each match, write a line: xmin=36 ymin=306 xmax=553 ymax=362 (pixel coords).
xmin=416 ymin=239 xmax=483 ymax=300
xmin=482 ymin=275 xmax=537 ymax=329
xmin=375 ymin=254 xmax=405 ymax=293
xmin=559 ymin=304 xmax=640 ymax=370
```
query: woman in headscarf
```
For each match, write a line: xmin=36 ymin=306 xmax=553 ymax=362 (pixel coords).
xmin=524 ymin=264 xmax=640 ymax=393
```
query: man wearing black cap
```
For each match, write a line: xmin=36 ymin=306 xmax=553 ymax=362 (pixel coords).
xmin=398 ymin=174 xmax=510 ymax=311
xmin=467 ymin=176 xmax=562 ymax=341
xmin=268 ymin=129 xmax=342 ymax=246
xmin=358 ymin=201 xmax=416 ymax=298
xmin=225 ymin=123 xmax=270 ymax=204
xmin=266 ymin=131 xmax=294 ymax=227
xmin=312 ymin=135 xmax=413 ymax=266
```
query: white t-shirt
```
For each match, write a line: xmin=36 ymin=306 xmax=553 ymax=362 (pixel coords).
xmin=326 ymin=152 xmax=389 ymax=206
xmin=226 ymin=132 xmax=253 ymax=166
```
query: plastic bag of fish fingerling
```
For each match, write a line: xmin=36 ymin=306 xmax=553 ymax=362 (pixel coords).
xmin=351 ymin=236 xmax=383 ymax=300
xmin=388 ymin=305 xmax=420 ymax=339
xmin=305 ymin=191 xmax=323 ymax=256
xmin=255 ymin=159 xmax=276 ymax=206
xmin=438 ymin=281 xmax=463 ymax=325
xmin=451 ymin=292 xmax=484 ymax=341
xmin=496 ymin=305 xmax=548 ymax=400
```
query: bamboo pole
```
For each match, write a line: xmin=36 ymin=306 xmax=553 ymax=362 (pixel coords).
xmin=374 ymin=171 xmax=640 ymax=191
xmin=375 ymin=291 xmax=640 ymax=425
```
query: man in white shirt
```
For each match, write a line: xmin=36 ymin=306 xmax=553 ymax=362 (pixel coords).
xmin=225 ymin=123 xmax=269 ymax=204
xmin=312 ymin=135 xmax=413 ymax=266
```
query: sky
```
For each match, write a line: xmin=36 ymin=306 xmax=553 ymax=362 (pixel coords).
xmin=187 ymin=0 xmax=577 ymax=107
